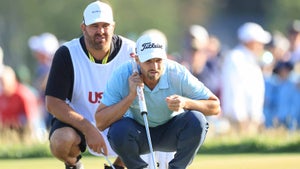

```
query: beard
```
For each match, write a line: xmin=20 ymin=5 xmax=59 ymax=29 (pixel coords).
xmin=85 ymin=32 xmax=106 ymax=50
xmin=146 ymin=71 xmax=161 ymax=81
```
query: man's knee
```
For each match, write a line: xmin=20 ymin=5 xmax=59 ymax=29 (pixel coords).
xmin=187 ymin=111 xmax=208 ymax=130
xmin=182 ymin=111 xmax=208 ymax=142
xmin=49 ymin=127 xmax=81 ymax=156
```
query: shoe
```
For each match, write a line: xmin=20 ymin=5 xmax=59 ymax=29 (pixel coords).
xmin=104 ymin=164 xmax=124 ymax=169
xmin=65 ymin=161 xmax=84 ymax=169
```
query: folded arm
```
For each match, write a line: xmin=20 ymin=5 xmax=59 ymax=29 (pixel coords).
xmin=166 ymin=94 xmax=221 ymax=116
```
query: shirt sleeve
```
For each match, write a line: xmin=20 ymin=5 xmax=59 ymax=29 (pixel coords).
xmin=181 ymin=65 xmax=212 ymax=100
xmin=101 ymin=62 xmax=131 ymax=106
xmin=45 ymin=46 xmax=74 ymax=101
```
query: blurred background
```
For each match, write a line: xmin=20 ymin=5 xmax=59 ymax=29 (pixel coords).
xmin=1 ymin=0 xmax=299 ymax=73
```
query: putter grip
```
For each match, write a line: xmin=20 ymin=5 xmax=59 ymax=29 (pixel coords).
xmin=137 ymin=86 xmax=148 ymax=114
xmin=131 ymin=59 xmax=148 ymax=115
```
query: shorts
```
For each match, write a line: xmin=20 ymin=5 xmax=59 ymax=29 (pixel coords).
xmin=49 ymin=118 xmax=86 ymax=152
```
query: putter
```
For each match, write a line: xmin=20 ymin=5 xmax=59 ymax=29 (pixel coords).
xmin=87 ymin=145 xmax=116 ymax=169
xmin=131 ymin=57 xmax=157 ymax=169
xmin=103 ymin=155 xmax=115 ymax=169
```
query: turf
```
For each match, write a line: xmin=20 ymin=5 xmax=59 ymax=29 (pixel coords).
xmin=0 ymin=153 xmax=299 ymax=169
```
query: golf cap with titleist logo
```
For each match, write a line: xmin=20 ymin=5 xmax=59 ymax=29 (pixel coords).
xmin=83 ymin=1 xmax=114 ymax=25
xmin=238 ymin=22 xmax=271 ymax=44
xmin=136 ymin=33 xmax=167 ymax=63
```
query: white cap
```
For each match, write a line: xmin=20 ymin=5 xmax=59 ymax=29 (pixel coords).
xmin=136 ymin=33 xmax=167 ymax=63
xmin=28 ymin=32 xmax=59 ymax=56
xmin=189 ymin=24 xmax=209 ymax=43
xmin=272 ymin=31 xmax=290 ymax=52
xmin=83 ymin=1 xmax=114 ymax=25
xmin=238 ymin=22 xmax=271 ymax=44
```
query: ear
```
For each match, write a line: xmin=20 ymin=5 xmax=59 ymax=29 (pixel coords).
xmin=80 ymin=23 xmax=86 ymax=32
xmin=111 ymin=22 xmax=116 ymax=28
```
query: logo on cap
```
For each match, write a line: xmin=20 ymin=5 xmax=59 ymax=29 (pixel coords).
xmin=140 ymin=42 xmax=163 ymax=51
xmin=91 ymin=10 xmax=101 ymax=14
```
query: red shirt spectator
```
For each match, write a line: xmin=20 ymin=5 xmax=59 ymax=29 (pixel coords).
xmin=0 ymin=66 xmax=39 ymax=130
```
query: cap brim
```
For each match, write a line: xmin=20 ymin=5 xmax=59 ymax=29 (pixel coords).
xmin=138 ymin=52 xmax=167 ymax=63
xmin=84 ymin=18 xmax=114 ymax=25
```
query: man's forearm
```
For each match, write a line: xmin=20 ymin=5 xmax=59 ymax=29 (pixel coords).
xmin=95 ymin=93 xmax=136 ymax=131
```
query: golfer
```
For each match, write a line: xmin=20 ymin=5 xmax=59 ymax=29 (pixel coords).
xmin=95 ymin=32 xmax=221 ymax=169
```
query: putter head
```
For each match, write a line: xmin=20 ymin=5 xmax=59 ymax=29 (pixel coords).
xmin=104 ymin=164 xmax=124 ymax=169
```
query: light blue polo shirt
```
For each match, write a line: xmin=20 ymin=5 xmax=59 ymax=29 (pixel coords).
xmin=101 ymin=59 xmax=212 ymax=127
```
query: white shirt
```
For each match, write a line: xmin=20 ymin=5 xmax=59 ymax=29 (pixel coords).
xmin=221 ymin=45 xmax=265 ymax=123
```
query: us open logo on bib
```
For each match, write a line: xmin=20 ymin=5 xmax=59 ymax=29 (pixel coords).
xmin=88 ymin=91 xmax=103 ymax=103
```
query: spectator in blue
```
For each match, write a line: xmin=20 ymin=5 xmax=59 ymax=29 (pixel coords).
xmin=263 ymin=75 xmax=277 ymax=128
xmin=263 ymin=32 xmax=291 ymax=128
xmin=269 ymin=61 xmax=295 ymax=129
xmin=290 ymin=82 xmax=300 ymax=130
xmin=290 ymin=62 xmax=300 ymax=130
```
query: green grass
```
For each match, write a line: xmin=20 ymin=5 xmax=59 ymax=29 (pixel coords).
xmin=0 ymin=128 xmax=300 ymax=169
xmin=201 ymin=128 xmax=300 ymax=153
xmin=0 ymin=154 xmax=299 ymax=169
xmin=0 ymin=129 xmax=300 ymax=169
xmin=1 ymin=128 xmax=300 ymax=159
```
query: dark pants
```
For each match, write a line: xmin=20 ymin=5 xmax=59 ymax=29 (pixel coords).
xmin=108 ymin=110 xmax=209 ymax=169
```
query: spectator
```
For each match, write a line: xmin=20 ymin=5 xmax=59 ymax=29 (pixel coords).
xmin=28 ymin=32 xmax=59 ymax=129
xmin=181 ymin=25 xmax=228 ymax=135
xmin=271 ymin=61 xmax=295 ymax=129
xmin=0 ymin=66 xmax=40 ymax=140
xmin=221 ymin=22 xmax=271 ymax=134
xmin=181 ymin=25 xmax=223 ymax=99
xmin=181 ymin=25 xmax=209 ymax=75
xmin=287 ymin=19 xmax=300 ymax=64
xmin=262 ymin=31 xmax=291 ymax=129
xmin=290 ymin=62 xmax=300 ymax=130
xmin=262 ymin=31 xmax=290 ymax=77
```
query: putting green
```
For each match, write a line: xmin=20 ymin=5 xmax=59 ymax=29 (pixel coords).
xmin=0 ymin=153 xmax=299 ymax=169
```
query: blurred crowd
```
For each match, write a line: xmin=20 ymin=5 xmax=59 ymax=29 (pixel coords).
xmin=1 ymin=20 xmax=300 ymax=142
xmin=0 ymin=32 xmax=59 ymax=141
xmin=174 ymin=20 xmax=300 ymax=135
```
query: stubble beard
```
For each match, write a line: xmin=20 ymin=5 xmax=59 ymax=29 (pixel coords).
xmin=86 ymin=32 xmax=105 ymax=50
xmin=146 ymin=71 xmax=160 ymax=81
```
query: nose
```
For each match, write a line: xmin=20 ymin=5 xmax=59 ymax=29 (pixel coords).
xmin=150 ymin=61 xmax=159 ymax=70
xmin=96 ymin=26 xmax=105 ymax=34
